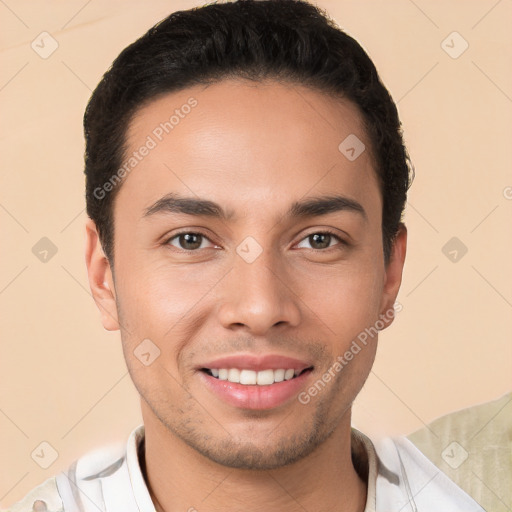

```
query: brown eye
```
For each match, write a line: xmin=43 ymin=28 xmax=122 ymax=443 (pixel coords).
xmin=309 ymin=233 xmax=332 ymax=250
xmin=167 ymin=232 xmax=213 ymax=251
xmin=296 ymin=231 xmax=344 ymax=251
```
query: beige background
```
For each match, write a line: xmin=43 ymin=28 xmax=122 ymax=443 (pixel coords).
xmin=1 ymin=0 xmax=511 ymax=506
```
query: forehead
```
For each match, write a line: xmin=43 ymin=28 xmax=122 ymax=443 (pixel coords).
xmin=116 ymin=79 xmax=380 ymax=223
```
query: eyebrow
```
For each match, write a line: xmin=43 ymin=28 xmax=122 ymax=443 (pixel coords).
xmin=142 ymin=192 xmax=367 ymax=222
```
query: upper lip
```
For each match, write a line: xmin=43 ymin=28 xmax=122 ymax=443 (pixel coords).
xmin=197 ymin=354 xmax=313 ymax=372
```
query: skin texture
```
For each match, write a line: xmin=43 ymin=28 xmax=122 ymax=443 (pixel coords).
xmin=85 ymin=79 xmax=407 ymax=512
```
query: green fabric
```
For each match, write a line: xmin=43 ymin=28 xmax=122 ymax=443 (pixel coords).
xmin=407 ymin=392 xmax=512 ymax=512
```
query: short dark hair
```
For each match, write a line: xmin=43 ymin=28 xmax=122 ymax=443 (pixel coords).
xmin=84 ymin=0 xmax=412 ymax=265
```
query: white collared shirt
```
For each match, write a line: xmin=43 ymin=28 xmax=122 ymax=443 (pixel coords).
xmin=3 ymin=424 xmax=485 ymax=512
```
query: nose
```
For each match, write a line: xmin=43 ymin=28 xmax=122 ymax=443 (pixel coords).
xmin=217 ymin=246 xmax=301 ymax=336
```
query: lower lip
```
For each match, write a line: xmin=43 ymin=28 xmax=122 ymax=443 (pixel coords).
xmin=199 ymin=370 xmax=312 ymax=410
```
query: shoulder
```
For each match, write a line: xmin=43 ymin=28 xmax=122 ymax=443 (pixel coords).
xmin=352 ymin=426 xmax=485 ymax=511
xmin=1 ymin=477 xmax=62 ymax=512
xmin=2 ymin=428 xmax=139 ymax=512
xmin=374 ymin=435 xmax=486 ymax=511
xmin=406 ymin=392 xmax=512 ymax=512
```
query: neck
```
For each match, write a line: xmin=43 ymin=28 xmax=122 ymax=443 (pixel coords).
xmin=140 ymin=407 xmax=367 ymax=512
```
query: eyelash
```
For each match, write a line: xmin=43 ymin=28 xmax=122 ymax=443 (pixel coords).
xmin=163 ymin=229 xmax=348 ymax=253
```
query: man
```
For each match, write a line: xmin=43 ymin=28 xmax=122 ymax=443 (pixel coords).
xmin=4 ymin=0 xmax=486 ymax=510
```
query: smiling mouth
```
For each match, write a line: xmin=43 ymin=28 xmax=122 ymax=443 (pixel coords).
xmin=201 ymin=367 xmax=313 ymax=386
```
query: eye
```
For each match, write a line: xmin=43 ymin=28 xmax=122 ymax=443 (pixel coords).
xmin=165 ymin=231 xmax=216 ymax=251
xmin=164 ymin=229 xmax=348 ymax=253
xmin=295 ymin=230 xmax=346 ymax=251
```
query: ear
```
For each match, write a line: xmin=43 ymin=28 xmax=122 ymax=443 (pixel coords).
xmin=379 ymin=223 xmax=407 ymax=329
xmin=84 ymin=218 xmax=120 ymax=331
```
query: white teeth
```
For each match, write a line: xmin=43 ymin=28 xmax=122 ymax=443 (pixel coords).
xmin=207 ymin=368 xmax=306 ymax=385
xmin=274 ymin=369 xmax=285 ymax=382
xmin=228 ymin=368 xmax=240 ymax=383
xmin=239 ymin=369 xmax=257 ymax=385
xmin=284 ymin=369 xmax=295 ymax=381
xmin=256 ymin=369 xmax=274 ymax=386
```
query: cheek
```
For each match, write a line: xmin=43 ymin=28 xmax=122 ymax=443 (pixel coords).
xmin=116 ymin=259 xmax=222 ymax=337
xmin=296 ymin=261 xmax=384 ymax=339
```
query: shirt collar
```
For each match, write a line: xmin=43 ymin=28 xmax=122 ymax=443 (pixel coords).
xmin=125 ymin=423 xmax=380 ymax=512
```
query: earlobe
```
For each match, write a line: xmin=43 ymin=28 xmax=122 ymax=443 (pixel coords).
xmin=84 ymin=218 xmax=120 ymax=331
xmin=379 ymin=224 xmax=407 ymax=329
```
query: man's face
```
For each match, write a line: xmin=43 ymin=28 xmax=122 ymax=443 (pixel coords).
xmin=87 ymin=79 xmax=405 ymax=469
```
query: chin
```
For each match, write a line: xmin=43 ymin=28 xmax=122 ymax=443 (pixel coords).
xmin=176 ymin=414 xmax=334 ymax=471
xmin=192 ymin=439 xmax=320 ymax=470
